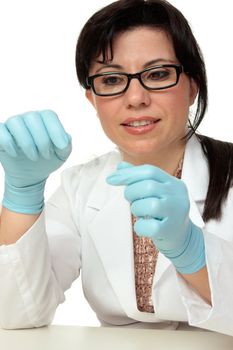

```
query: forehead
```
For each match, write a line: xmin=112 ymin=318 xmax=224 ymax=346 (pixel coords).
xmin=91 ymin=27 xmax=177 ymax=71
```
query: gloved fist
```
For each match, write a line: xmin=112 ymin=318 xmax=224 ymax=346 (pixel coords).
xmin=106 ymin=162 xmax=206 ymax=274
xmin=0 ymin=110 xmax=72 ymax=214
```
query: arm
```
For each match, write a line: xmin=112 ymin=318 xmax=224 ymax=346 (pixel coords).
xmin=0 ymin=110 xmax=76 ymax=329
xmin=154 ymin=228 xmax=233 ymax=336
xmin=178 ymin=228 xmax=233 ymax=336
xmin=106 ymin=164 xmax=212 ymax=311
xmin=0 ymin=181 xmax=82 ymax=330
xmin=0 ymin=207 xmax=40 ymax=245
xmin=106 ymin=162 xmax=206 ymax=276
xmin=180 ymin=266 xmax=211 ymax=305
xmin=0 ymin=110 xmax=71 ymax=245
xmin=109 ymin=163 xmax=233 ymax=335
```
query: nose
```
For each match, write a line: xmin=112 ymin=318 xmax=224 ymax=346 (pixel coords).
xmin=124 ymin=78 xmax=151 ymax=109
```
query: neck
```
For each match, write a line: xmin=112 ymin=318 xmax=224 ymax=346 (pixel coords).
xmin=121 ymin=140 xmax=186 ymax=176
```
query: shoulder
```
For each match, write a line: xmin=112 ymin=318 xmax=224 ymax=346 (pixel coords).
xmin=196 ymin=134 xmax=233 ymax=178
xmin=185 ymin=133 xmax=233 ymax=170
xmin=193 ymin=133 xmax=233 ymax=221
xmin=196 ymin=134 xmax=233 ymax=154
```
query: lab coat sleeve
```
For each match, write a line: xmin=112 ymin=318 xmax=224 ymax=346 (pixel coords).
xmin=176 ymin=224 xmax=233 ymax=336
xmin=0 ymin=167 xmax=82 ymax=329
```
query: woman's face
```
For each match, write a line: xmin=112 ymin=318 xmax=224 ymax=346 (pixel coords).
xmin=86 ymin=27 xmax=198 ymax=164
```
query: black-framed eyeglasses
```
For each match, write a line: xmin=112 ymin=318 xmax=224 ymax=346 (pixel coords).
xmin=86 ymin=64 xmax=184 ymax=97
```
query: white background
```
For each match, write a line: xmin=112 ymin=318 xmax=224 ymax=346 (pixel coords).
xmin=0 ymin=0 xmax=232 ymax=326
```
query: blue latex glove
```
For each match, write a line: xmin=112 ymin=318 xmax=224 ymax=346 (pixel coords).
xmin=0 ymin=110 xmax=72 ymax=214
xmin=106 ymin=162 xmax=206 ymax=274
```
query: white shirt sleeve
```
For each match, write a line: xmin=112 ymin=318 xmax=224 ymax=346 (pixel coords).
xmin=0 ymin=169 xmax=82 ymax=329
xmin=176 ymin=229 xmax=233 ymax=336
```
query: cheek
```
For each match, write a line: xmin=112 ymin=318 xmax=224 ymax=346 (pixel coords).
xmin=95 ymin=99 xmax=120 ymax=126
xmin=166 ymin=88 xmax=192 ymax=121
xmin=95 ymin=105 xmax=110 ymax=125
xmin=94 ymin=103 xmax=117 ymax=137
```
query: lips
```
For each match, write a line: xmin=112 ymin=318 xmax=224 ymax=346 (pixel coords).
xmin=121 ymin=116 xmax=160 ymax=127
xmin=120 ymin=116 xmax=161 ymax=135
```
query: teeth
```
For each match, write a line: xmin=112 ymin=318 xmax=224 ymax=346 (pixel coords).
xmin=127 ymin=120 xmax=155 ymax=127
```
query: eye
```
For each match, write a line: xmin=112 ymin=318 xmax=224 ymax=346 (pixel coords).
xmin=146 ymin=69 xmax=171 ymax=81
xmin=100 ymin=75 xmax=125 ymax=86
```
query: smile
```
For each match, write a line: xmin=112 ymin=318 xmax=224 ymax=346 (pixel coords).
xmin=121 ymin=117 xmax=161 ymax=135
xmin=123 ymin=120 xmax=156 ymax=127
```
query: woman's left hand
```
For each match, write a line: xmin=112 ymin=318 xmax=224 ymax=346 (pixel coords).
xmin=106 ymin=161 xmax=206 ymax=274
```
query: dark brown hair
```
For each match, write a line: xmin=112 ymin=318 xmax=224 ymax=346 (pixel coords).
xmin=75 ymin=0 xmax=207 ymax=137
xmin=197 ymin=135 xmax=233 ymax=222
xmin=75 ymin=0 xmax=233 ymax=221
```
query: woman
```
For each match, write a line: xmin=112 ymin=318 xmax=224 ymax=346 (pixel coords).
xmin=0 ymin=0 xmax=233 ymax=335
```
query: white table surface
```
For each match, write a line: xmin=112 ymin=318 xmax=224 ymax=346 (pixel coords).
xmin=1 ymin=325 xmax=233 ymax=350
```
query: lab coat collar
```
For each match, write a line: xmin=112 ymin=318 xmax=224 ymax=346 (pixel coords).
xmin=182 ymin=134 xmax=209 ymax=202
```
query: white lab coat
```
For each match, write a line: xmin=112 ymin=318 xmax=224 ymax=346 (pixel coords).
xmin=1 ymin=134 xmax=233 ymax=335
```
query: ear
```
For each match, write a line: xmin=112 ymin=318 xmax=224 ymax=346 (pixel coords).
xmin=85 ymin=89 xmax=95 ymax=107
xmin=189 ymin=78 xmax=199 ymax=106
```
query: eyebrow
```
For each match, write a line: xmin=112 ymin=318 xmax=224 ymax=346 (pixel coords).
xmin=143 ymin=58 xmax=177 ymax=67
xmin=94 ymin=58 xmax=178 ymax=73
xmin=95 ymin=63 xmax=123 ymax=73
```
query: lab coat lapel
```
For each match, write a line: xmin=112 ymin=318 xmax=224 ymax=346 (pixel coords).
xmin=88 ymin=187 xmax=140 ymax=317
xmin=86 ymin=153 xmax=140 ymax=319
xmin=86 ymin=153 xmax=160 ymax=321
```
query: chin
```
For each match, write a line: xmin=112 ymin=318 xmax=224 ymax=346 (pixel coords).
xmin=125 ymin=141 xmax=161 ymax=154
xmin=120 ymin=145 xmax=160 ymax=162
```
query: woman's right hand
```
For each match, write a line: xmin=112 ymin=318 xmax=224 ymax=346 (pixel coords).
xmin=0 ymin=110 xmax=72 ymax=214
